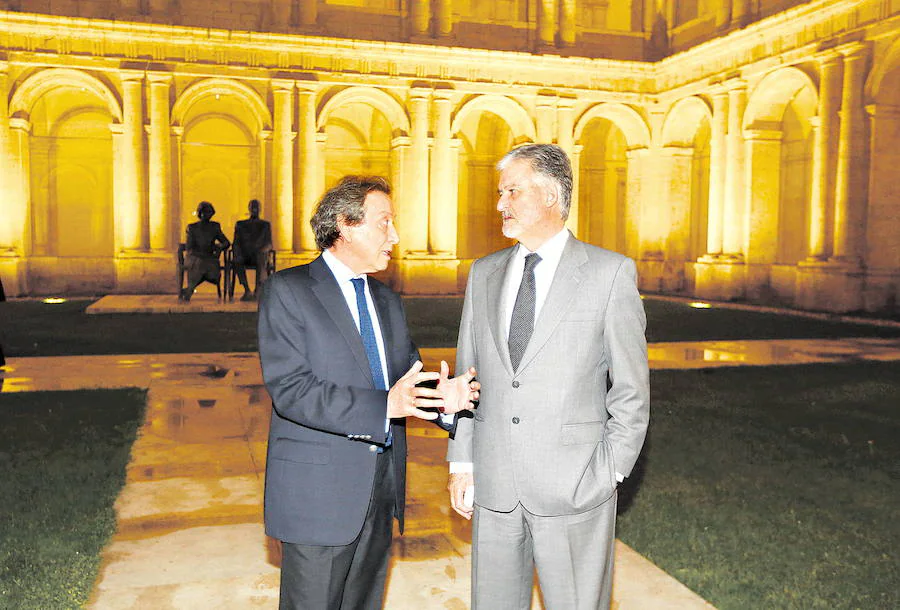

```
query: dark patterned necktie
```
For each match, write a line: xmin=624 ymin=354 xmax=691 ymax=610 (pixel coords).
xmin=508 ymin=253 xmax=541 ymax=372
xmin=351 ymin=278 xmax=391 ymax=448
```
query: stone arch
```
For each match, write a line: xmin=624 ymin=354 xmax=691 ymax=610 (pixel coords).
xmin=743 ymin=66 xmax=817 ymax=271
xmin=172 ymin=78 xmax=271 ymax=132
xmin=317 ymin=86 xmax=410 ymax=135
xmin=743 ymin=66 xmax=818 ymax=130
xmin=574 ymin=102 xmax=650 ymax=150
xmin=451 ymin=94 xmax=536 ymax=143
xmin=9 ymin=68 xmax=122 ymax=122
xmin=661 ymin=96 xmax=712 ymax=147
xmin=867 ymin=36 xmax=900 ymax=102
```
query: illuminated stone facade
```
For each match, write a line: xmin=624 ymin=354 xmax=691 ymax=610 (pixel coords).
xmin=0 ymin=0 xmax=897 ymax=314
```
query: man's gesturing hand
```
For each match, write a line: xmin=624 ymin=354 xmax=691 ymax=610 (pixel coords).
xmin=386 ymin=360 xmax=442 ymax=420
xmin=436 ymin=361 xmax=480 ymax=414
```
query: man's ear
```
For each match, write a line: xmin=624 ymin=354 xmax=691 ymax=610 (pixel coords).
xmin=545 ymin=187 xmax=559 ymax=209
xmin=336 ymin=216 xmax=351 ymax=243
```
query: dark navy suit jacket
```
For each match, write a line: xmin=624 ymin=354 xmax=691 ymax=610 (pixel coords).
xmin=258 ymin=255 xmax=421 ymax=546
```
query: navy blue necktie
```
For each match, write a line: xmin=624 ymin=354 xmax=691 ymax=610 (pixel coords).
xmin=351 ymin=278 xmax=391 ymax=447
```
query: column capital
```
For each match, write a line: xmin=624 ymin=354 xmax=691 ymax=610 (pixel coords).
xmin=259 ymin=129 xmax=272 ymax=140
xmin=391 ymin=135 xmax=411 ymax=149
xmin=147 ymin=72 xmax=174 ymax=86
xmin=296 ymin=83 xmax=319 ymax=95
xmin=171 ymin=125 xmax=184 ymax=137
xmin=119 ymin=69 xmax=145 ymax=84
xmin=625 ymin=146 xmax=648 ymax=159
xmin=724 ymin=77 xmax=747 ymax=93
xmin=661 ymin=145 xmax=694 ymax=157
xmin=272 ymin=79 xmax=295 ymax=93
xmin=835 ymin=40 xmax=870 ymax=61
xmin=815 ymin=50 xmax=843 ymax=68
xmin=409 ymin=87 xmax=432 ymax=102
xmin=10 ymin=117 xmax=32 ymax=133
xmin=0 ymin=61 xmax=9 ymax=76
xmin=557 ymin=96 xmax=576 ymax=110
xmin=743 ymin=128 xmax=782 ymax=141
xmin=535 ymin=93 xmax=558 ymax=109
xmin=433 ymin=88 xmax=454 ymax=102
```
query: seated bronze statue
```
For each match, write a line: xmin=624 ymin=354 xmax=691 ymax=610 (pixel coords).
xmin=180 ymin=201 xmax=230 ymax=302
xmin=232 ymin=199 xmax=273 ymax=301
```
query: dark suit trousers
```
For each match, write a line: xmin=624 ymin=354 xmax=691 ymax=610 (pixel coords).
xmin=279 ymin=447 xmax=396 ymax=610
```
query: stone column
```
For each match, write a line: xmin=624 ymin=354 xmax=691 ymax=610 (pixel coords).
xmin=743 ymin=129 xmax=782 ymax=264
xmin=171 ymin=126 xmax=184 ymax=245
xmin=0 ymin=66 xmax=19 ymax=253
xmin=559 ymin=0 xmax=576 ymax=47
xmin=624 ymin=148 xmax=646 ymax=261
xmin=429 ymin=91 xmax=456 ymax=254
xmin=147 ymin=74 xmax=173 ymax=252
xmin=663 ymin=146 xmax=694 ymax=264
xmin=296 ymin=85 xmax=319 ymax=252
xmin=557 ymin=99 xmax=577 ymax=229
xmin=807 ymin=52 xmax=841 ymax=261
xmin=715 ymin=0 xmax=731 ymax=29
xmin=535 ymin=95 xmax=556 ymax=144
xmin=411 ymin=0 xmax=430 ymax=37
xmin=704 ymin=88 xmax=728 ymax=257
xmin=538 ymin=0 xmax=556 ymax=48
xmin=120 ymin=72 xmax=146 ymax=251
xmin=272 ymin=80 xmax=294 ymax=253
xmin=832 ymin=44 xmax=869 ymax=264
xmin=569 ymin=144 xmax=583 ymax=238
xmin=722 ymin=81 xmax=746 ymax=257
xmin=405 ymin=88 xmax=430 ymax=253
xmin=436 ymin=0 xmax=452 ymax=37
xmin=8 ymin=118 xmax=31 ymax=256
xmin=298 ymin=0 xmax=317 ymax=26
xmin=731 ymin=0 xmax=751 ymax=27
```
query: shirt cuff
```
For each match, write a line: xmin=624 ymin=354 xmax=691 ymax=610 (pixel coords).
xmin=615 ymin=472 xmax=625 ymax=483
xmin=449 ymin=462 xmax=474 ymax=474
xmin=439 ymin=413 xmax=455 ymax=425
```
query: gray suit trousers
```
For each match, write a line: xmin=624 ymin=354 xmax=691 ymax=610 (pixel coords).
xmin=472 ymin=492 xmax=617 ymax=610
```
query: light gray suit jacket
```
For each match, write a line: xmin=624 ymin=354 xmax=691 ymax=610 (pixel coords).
xmin=447 ymin=234 xmax=650 ymax=516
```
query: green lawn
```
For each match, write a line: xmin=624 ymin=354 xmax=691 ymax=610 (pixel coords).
xmin=0 ymin=389 xmax=146 ymax=609
xmin=1 ymin=296 xmax=897 ymax=357
xmin=617 ymin=362 xmax=899 ymax=610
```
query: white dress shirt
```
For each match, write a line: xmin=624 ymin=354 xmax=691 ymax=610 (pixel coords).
xmin=322 ymin=249 xmax=390 ymax=403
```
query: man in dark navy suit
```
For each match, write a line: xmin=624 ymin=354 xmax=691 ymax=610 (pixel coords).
xmin=258 ymin=175 xmax=479 ymax=610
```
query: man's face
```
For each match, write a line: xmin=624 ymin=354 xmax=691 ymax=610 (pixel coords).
xmin=340 ymin=190 xmax=400 ymax=275
xmin=249 ymin=201 xmax=260 ymax=218
xmin=496 ymin=159 xmax=555 ymax=247
xmin=198 ymin=205 xmax=214 ymax=222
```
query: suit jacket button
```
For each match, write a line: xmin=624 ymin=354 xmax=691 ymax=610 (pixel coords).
xmin=369 ymin=445 xmax=378 ymax=452
xmin=512 ymin=417 xmax=520 ymax=424
xmin=512 ymin=381 xmax=520 ymax=388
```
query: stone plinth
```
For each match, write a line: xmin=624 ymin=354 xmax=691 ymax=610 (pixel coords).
xmin=396 ymin=255 xmax=460 ymax=295
xmin=115 ymin=252 xmax=179 ymax=294
xmin=693 ymin=255 xmax=746 ymax=301
xmin=795 ymin=260 xmax=865 ymax=313
xmin=0 ymin=255 xmax=28 ymax=296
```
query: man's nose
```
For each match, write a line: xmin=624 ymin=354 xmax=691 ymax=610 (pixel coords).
xmin=388 ymin=224 xmax=400 ymax=244
xmin=497 ymin=194 xmax=507 ymax=211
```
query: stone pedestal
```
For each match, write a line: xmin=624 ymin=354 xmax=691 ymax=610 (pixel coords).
xmin=396 ymin=255 xmax=460 ymax=295
xmin=636 ymin=257 xmax=666 ymax=293
xmin=862 ymin=268 xmax=900 ymax=315
xmin=115 ymin=252 xmax=179 ymax=294
xmin=796 ymin=260 xmax=864 ymax=312
xmin=0 ymin=255 xmax=28 ymax=296
xmin=693 ymin=255 xmax=746 ymax=301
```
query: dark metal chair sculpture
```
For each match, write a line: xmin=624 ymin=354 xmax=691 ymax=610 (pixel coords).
xmin=177 ymin=243 xmax=231 ymax=301
xmin=227 ymin=249 xmax=275 ymax=302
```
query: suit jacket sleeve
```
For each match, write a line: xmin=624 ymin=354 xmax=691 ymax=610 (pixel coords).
xmin=603 ymin=257 xmax=650 ymax=478
xmin=258 ymin=272 xmax=390 ymax=443
xmin=446 ymin=264 xmax=478 ymax=461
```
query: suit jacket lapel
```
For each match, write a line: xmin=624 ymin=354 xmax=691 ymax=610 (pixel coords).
xmin=369 ymin=280 xmax=396 ymax=382
xmin=516 ymin=235 xmax=586 ymax=373
xmin=486 ymin=247 xmax=516 ymax=377
xmin=309 ymin=256 xmax=373 ymax=386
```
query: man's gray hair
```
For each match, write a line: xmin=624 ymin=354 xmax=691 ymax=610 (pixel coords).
xmin=497 ymin=144 xmax=573 ymax=220
xmin=311 ymin=176 xmax=392 ymax=250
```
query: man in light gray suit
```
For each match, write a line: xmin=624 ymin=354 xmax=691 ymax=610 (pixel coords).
xmin=446 ymin=144 xmax=650 ymax=610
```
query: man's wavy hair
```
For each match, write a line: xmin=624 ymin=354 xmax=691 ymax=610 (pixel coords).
xmin=311 ymin=176 xmax=392 ymax=250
